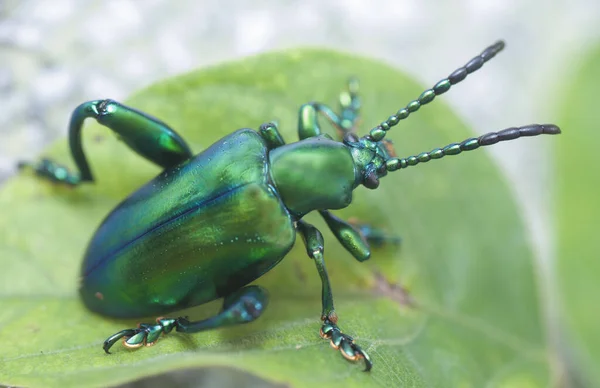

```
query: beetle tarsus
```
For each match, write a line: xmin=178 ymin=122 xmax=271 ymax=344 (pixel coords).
xmin=18 ymin=158 xmax=81 ymax=186
xmin=320 ymin=317 xmax=372 ymax=372
xmin=102 ymin=317 xmax=179 ymax=354
xmin=103 ymin=329 xmax=138 ymax=354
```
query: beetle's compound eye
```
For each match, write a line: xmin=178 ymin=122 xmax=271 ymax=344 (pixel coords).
xmin=343 ymin=132 xmax=359 ymax=144
xmin=363 ymin=170 xmax=380 ymax=189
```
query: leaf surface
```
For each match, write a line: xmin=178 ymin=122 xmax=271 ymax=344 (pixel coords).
xmin=0 ymin=49 xmax=550 ymax=387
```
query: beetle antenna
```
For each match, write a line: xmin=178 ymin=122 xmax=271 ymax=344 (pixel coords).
xmin=385 ymin=124 xmax=561 ymax=171
xmin=366 ymin=40 xmax=505 ymax=142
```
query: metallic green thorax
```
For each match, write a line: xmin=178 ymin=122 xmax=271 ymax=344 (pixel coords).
xmin=20 ymin=40 xmax=561 ymax=373
xmin=269 ymin=134 xmax=396 ymax=217
xmin=269 ymin=135 xmax=357 ymax=217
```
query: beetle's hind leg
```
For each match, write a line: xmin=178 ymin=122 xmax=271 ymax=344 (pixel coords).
xmin=20 ymin=99 xmax=193 ymax=186
xmin=297 ymin=220 xmax=373 ymax=371
xmin=102 ymin=286 xmax=268 ymax=353
xmin=18 ymin=158 xmax=81 ymax=186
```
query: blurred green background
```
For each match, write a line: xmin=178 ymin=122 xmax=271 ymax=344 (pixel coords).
xmin=1 ymin=1 xmax=599 ymax=387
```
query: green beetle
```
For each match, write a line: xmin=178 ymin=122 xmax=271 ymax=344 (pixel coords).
xmin=21 ymin=40 xmax=560 ymax=371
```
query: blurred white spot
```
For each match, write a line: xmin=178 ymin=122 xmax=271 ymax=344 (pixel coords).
xmin=11 ymin=24 xmax=42 ymax=48
xmin=83 ymin=1 xmax=141 ymax=47
xmin=234 ymin=11 xmax=273 ymax=55
xmin=343 ymin=0 xmax=419 ymax=27
xmin=85 ymin=73 xmax=126 ymax=99
xmin=83 ymin=14 xmax=119 ymax=47
xmin=122 ymin=55 xmax=152 ymax=79
xmin=157 ymin=31 xmax=194 ymax=73
xmin=32 ymin=68 xmax=72 ymax=103
xmin=294 ymin=7 xmax=321 ymax=29
xmin=465 ymin=0 xmax=515 ymax=17
xmin=106 ymin=0 xmax=142 ymax=26
xmin=30 ymin=0 xmax=76 ymax=23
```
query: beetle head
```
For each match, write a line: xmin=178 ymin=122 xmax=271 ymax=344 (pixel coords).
xmin=343 ymin=133 xmax=396 ymax=190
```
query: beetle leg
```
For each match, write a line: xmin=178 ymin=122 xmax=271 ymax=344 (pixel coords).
xmin=103 ymin=318 xmax=178 ymax=353
xmin=102 ymin=329 xmax=138 ymax=353
xmin=102 ymin=286 xmax=268 ymax=353
xmin=174 ymin=285 xmax=268 ymax=333
xmin=321 ymin=210 xmax=401 ymax=250
xmin=320 ymin=317 xmax=373 ymax=371
xmin=297 ymin=78 xmax=361 ymax=140
xmin=18 ymin=158 xmax=81 ymax=186
xmin=317 ymin=210 xmax=400 ymax=262
xmin=19 ymin=99 xmax=193 ymax=186
xmin=346 ymin=217 xmax=402 ymax=248
xmin=258 ymin=122 xmax=286 ymax=149
xmin=318 ymin=210 xmax=371 ymax=262
xmin=297 ymin=220 xmax=372 ymax=371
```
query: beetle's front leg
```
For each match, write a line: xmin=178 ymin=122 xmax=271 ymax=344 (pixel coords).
xmin=297 ymin=220 xmax=372 ymax=371
xmin=20 ymin=99 xmax=193 ymax=186
xmin=102 ymin=286 xmax=268 ymax=353
xmin=297 ymin=78 xmax=360 ymax=140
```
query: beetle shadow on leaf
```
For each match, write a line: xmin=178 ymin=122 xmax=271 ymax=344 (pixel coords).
xmin=214 ymin=318 xmax=274 ymax=351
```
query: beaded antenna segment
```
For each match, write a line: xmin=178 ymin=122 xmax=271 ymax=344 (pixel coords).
xmin=368 ymin=40 xmax=505 ymax=142
xmin=353 ymin=40 xmax=560 ymax=182
xmin=386 ymin=124 xmax=561 ymax=171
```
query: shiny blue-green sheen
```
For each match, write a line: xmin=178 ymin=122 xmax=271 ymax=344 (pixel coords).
xmin=70 ymin=100 xmax=193 ymax=182
xmin=79 ymin=129 xmax=295 ymax=318
xmin=269 ymin=135 xmax=357 ymax=217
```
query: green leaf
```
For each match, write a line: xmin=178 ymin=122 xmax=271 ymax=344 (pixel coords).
xmin=1 ymin=49 xmax=552 ymax=387
xmin=556 ymin=44 xmax=600 ymax=386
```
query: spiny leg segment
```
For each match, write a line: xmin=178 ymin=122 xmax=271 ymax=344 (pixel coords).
xmin=103 ymin=285 xmax=268 ymax=353
xmin=297 ymin=220 xmax=373 ymax=371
